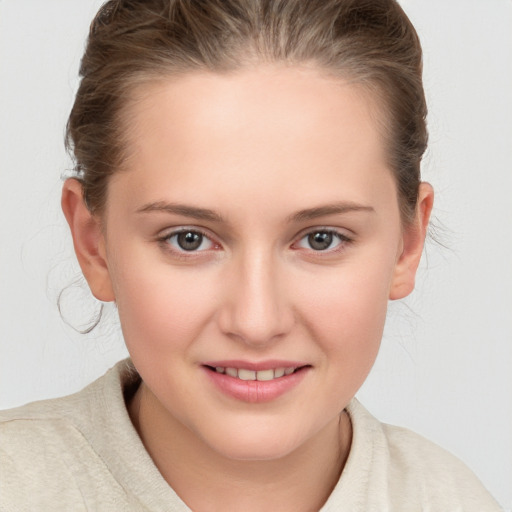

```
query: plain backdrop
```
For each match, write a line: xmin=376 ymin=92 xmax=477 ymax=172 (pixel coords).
xmin=0 ymin=1 xmax=511 ymax=509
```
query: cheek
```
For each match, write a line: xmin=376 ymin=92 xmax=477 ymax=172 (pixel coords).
xmin=294 ymin=251 xmax=396 ymax=363
xmin=109 ymin=252 xmax=221 ymax=355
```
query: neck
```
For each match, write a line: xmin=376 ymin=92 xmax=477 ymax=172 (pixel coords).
xmin=129 ymin=382 xmax=352 ymax=512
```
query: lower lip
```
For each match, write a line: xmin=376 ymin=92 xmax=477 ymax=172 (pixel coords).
xmin=203 ymin=367 xmax=309 ymax=403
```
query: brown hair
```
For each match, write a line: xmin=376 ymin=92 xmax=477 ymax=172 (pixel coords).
xmin=66 ymin=0 xmax=427 ymax=222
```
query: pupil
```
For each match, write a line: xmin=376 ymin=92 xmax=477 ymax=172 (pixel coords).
xmin=177 ymin=231 xmax=202 ymax=251
xmin=308 ymin=232 xmax=332 ymax=251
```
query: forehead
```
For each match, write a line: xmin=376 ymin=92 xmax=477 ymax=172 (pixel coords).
xmin=110 ymin=65 xmax=396 ymax=217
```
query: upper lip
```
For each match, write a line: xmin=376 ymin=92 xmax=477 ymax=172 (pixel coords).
xmin=202 ymin=360 xmax=309 ymax=371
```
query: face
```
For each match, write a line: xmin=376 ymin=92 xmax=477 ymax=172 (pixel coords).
xmin=83 ymin=66 xmax=422 ymax=460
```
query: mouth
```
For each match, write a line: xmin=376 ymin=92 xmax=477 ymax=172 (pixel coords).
xmin=202 ymin=362 xmax=311 ymax=403
xmin=204 ymin=365 xmax=308 ymax=382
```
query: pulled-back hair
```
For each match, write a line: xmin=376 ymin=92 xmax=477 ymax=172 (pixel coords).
xmin=67 ymin=0 xmax=427 ymax=222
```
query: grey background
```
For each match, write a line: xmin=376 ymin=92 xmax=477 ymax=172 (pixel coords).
xmin=0 ymin=1 xmax=510 ymax=508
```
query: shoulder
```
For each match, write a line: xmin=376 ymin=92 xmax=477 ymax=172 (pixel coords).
xmin=0 ymin=379 xmax=97 ymax=459
xmin=339 ymin=400 xmax=503 ymax=511
xmin=0 ymin=359 xmax=132 ymax=434
xmin=381 ymin=422 xmax=499 ymax=507
xmin=0 ymin=358 xmax=139 ymax=452
xmin=0 ymin=360 xmax=144 ymax=510
xmin=0 ymin=404 xmax=100 ymax=510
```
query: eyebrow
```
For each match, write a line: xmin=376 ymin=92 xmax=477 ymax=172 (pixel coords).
xmin=136 ymin=200 xmax=374 ymax=224
xmin=288 ymin=202 xmax=375 ymax=222
xmin=136 ymin=201 xmax=226 ymax=223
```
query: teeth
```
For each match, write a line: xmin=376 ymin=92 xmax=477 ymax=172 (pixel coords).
xmin=213 ymin=366 xmax=298 ymax=381
xmin=255 ymin=369 xmax=274 ymax=381
xmin=238 ymin=369 xmax=256 ymax=380
xmin=274 ymin=367 xmax=285 ymax=378
xmin=225 ymin=367 xmax=238 ymax=378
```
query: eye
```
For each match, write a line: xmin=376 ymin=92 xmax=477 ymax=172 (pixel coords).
xmin=296 ymin=230 xmax=349 ymax=251
xmin=164 ymin=229 xmax=215 ymax=252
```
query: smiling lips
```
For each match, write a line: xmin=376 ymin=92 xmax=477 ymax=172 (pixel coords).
xmin=212 ymin=366 xmax=297 ymax=381
xmin=203 ymin=362 xmax=309 ymax=403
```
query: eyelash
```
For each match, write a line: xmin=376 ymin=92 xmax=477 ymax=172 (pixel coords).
xmin=157 ymin=228 xmax=219 ymax=257
xmin=157 ymin=227 xmax=353 ymax=257
xmin=292 ymin=229 xmax=353 ymax=254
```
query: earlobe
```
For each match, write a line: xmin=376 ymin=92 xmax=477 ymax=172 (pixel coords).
xmin=389 ymin=182 xmax=434 ymax=300
xmin=61 ymin=179 xmax=115 ymax=302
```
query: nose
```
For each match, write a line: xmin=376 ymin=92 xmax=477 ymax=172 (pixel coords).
xmin=217 ymin=250 xmax=295 ymax=347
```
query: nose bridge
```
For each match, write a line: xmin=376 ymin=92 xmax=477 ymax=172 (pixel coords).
xmin=219 ymin=245 xmax=293 ymax=346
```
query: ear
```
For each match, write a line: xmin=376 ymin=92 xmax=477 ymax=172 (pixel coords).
xmin=61 ymin=178 xmax=115 ymax=302
xmin=389 ymin=182 xmax=434 ymax=300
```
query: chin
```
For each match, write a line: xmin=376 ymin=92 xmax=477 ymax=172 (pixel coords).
xmin=199 ymin=419 xmax=316 ymax=462
xmin=214 ymin=439 xmax=299 ymax=462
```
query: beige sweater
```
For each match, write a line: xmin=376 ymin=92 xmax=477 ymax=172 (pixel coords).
xmin=0 ymin=360 xmax=502 ymax=511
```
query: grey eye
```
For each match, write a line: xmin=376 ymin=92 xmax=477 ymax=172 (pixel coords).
xmin=166 ymin=230 xmax=214 ymax=252
xmin=296 ymin=230 xmax=347 ymax=252
xmin=307 ymin=231 xmax=334 ymax=251
xmin=177 ymin=231 xmax=203 ymax=251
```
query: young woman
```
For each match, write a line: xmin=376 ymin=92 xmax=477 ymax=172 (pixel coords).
xmin=0 ymin=0 xmax=503 ymax=510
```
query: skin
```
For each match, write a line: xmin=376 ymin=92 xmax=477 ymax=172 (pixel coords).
xmin=62 ymin=65 xmax=433 ymax=511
